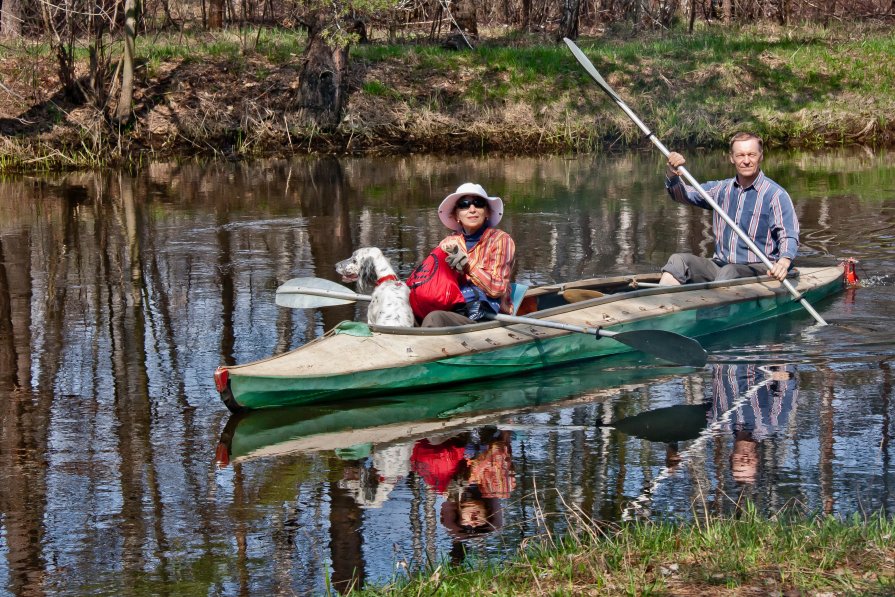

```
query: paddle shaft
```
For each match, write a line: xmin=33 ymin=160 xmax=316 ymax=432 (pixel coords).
xmin=563 ymin=38 xmax=828 ymax=326
xmin=491 ymin=312 xmax=613 ymax=338
xmin=278 ymin=287 xmax=373 ymax=302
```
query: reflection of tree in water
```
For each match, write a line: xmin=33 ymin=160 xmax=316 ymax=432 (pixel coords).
xmin=297 ymin=158 xmax=355 ymax=331
xmin=328 ymin=481 xmax=365 ymax=594
xmin=0 ymin=173 xmax=233 ymax=594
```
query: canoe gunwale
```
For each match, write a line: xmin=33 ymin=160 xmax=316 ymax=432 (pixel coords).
xmin=367 ymin=270 xmax=809 ymax=336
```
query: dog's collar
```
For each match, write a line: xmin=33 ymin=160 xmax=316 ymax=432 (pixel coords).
xmin=376 ymin=274 xmax=399 ymax=286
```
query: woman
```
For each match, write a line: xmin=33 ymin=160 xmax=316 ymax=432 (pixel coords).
xmin=420 ymin=182 xmax=516 ymax=327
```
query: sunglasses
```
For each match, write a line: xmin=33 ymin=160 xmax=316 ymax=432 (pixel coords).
xmin=456 ymin=196 xmax=488 ymax=210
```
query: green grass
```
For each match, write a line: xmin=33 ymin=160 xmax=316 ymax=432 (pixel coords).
xmin=2 ymin=22 xmax=894 ymax=172
xmin=352 ymin=505 xmax=895 ymax=596
xmin=348 ymin=24 xmax=894 ymax=147
xmin=361 ymin=80 xmax=399 ymax=99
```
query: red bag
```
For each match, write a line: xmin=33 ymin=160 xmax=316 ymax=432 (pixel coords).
xmin=407 ymin=247 xmax=465 ymax=321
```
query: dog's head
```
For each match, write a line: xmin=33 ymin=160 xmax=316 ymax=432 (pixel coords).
xmin=335 ymin=247 xmax=388 ymax=294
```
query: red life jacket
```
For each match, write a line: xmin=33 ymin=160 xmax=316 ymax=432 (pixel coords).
xmin=407 ymin=247 xmax=465 ymax=321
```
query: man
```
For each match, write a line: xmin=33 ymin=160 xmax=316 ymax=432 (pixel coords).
xmin=658 ymin=132 xmax=799 ymax=285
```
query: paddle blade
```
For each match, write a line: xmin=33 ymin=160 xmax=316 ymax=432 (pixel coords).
xmin=609 ymin=329 xmax=708 ymax=368
xmin=275 ymin=277 xmax=358 ymax=309
xmin=563 ymin=38 xmax=623 ymax=103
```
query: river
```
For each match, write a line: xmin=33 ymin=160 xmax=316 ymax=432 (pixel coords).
xmin=1 ymin=148 xmax=893 ymax=594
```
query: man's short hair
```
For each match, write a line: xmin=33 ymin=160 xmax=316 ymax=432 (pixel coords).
xmin=729 ymin=132 xmax=763 ymax=154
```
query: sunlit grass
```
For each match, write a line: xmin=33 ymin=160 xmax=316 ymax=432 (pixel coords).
xmin=351 ymin=502 xmax=895 ymax=596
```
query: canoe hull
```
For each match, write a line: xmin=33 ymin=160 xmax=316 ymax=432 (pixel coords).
xmin=219 ymin=266 xmax=844 ymax=411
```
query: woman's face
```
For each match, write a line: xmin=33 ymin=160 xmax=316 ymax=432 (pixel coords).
xmin=459 ymin=498 xmax=488 ymax=528
xmin=454 ymin=195 xmax=490 ymax=234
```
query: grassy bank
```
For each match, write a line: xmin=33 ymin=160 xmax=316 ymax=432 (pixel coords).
xmin=353 ymin=505 xmax=895 ymax=596
xmin=1 ymin=23 xmax=894 ymax=171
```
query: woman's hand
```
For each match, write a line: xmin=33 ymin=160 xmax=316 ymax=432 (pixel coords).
xmin=440 ymin=238 xmax=464 ymax=254
xmin=440 ymin=239 xmax=468 ymax=272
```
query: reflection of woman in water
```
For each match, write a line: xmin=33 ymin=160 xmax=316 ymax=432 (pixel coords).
xmin=409 ymin=432 xmax=469 ymax=494
xmin=410 ymin=427 xmax=516 ymax=542
xmin=441 ymin=428 xmax=516 ymax=539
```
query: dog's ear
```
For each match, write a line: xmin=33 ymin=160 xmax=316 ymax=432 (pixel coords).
xmin=357 ymin=255 xmax=378 ymax=293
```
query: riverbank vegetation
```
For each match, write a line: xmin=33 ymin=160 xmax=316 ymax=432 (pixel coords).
xmin=353 ymin=504 xmax=895 ymax=595
xmin=1 ymin=1 xmax=894 ymax=171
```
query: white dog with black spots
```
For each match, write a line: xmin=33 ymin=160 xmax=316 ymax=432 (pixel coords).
xmin=335 ymin=247 xmax=414 ymax=327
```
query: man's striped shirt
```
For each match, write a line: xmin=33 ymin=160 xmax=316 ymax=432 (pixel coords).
xmin=665 ymin=171 xmax=799 ymax=264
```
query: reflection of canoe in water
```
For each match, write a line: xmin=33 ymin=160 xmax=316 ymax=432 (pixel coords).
xmin=609 ymin=404 xmax=710 ymax=443
xmin=216 ymin=356 xmax=687 ymax=463
xmin=215 ymin=267 xmax=843 ymax=411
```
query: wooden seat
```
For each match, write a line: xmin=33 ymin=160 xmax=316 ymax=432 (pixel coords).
xmin=561 ymin=289 xmax=605 ymax=303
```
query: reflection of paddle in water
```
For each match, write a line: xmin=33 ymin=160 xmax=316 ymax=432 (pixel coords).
xmin=607 ymin=403 xmax=710 ymax=443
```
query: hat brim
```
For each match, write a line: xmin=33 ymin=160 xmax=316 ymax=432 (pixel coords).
xmin=438 ymin=192 xmax=504 ymax=232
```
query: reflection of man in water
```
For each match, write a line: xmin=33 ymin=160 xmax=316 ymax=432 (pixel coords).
xmin=710 ymin=364 xmax=798 ymax=484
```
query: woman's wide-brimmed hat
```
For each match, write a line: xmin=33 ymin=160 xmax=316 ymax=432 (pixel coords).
xmin=438 ymin=182 xmax=504 ymax=232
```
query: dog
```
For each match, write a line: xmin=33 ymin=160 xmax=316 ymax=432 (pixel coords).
xmin=335 ymin=247 xmax=415 ymax=327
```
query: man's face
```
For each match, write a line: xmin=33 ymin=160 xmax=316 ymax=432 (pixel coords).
xmin=731 ymin=437 xmax=759 ymax=484
xmin=729 ymin=139 xmax=764 ymax=181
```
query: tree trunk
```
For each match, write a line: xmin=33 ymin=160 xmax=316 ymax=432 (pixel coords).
xmin=556 ymin=0 xmax=581 ymax=40
xmin=775 ymin=0 xmax=788 ymax=25
xmin=823 ymin=0 xmax=835 ymax=26
xmin=658 ymin=0 xmax=678 ymax=28
xmin=452 ymin=0 xmax=478 ymax=37
xmin=442 ymin=0 xmax=476 ymax=49
xmin=208 ymin=0 xmax=224 ymax=29
xmin=521 ymin=0 xmax=531 ymax=31
xmin=1 ymin=0 xmax=21 ymax=38
xmin=689 ymin=0 xmax=698 ymax=31
xmin=628 ymin=0 xmax=641 ymax=32
xmin=297 ymin=11 xmax=349 ymax=129
xmin=597 ymin=0 xmax=613 ymax=25
xmin=116 ymin=0 xmax=137 ymax=122
xmin=723 ymin=0 xmax=731 ymax=22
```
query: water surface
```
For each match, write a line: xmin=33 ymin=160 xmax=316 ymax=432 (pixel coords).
xmin=1 ymin=149 xmax=893 ymax=594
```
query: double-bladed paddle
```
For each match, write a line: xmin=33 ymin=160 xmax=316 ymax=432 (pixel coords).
xmin=276 ymin=277 xmax=708 ymax=367
xmin=563 ymin=38 xmax=828 ymax=327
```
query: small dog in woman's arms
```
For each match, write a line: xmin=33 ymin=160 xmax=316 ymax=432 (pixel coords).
xmin=335 ymin=247 xmax=415 ymax=327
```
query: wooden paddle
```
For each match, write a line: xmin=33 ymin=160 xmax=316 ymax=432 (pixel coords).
xmin=276 ymin=277 xmax=708 ymax=368
xmin=563 ymin=38 xmax=828 ymax=327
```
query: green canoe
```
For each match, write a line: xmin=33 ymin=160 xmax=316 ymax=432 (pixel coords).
xmin=214 ymin=266 xmax=844 ymax=411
